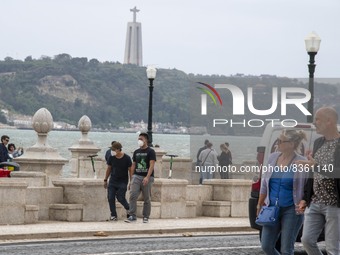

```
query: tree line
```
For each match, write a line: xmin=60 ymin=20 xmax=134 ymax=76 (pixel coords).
xmin=0 ymin=54 xmax=338 ymax=135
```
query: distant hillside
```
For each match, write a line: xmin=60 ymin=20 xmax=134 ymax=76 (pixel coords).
xmin=0 ymin=54 xmax=339 ymax=135
xmin=0 ymin=54 xmax=191 ymax=129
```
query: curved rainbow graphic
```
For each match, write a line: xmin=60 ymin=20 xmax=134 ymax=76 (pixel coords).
xmin=196 ymin=82 xmax=223 ymax=106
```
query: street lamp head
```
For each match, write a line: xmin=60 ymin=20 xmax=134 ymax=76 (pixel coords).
xmin=146 ymin=66 xmax=157 ymax=80
xmin=305 ymin=31 xmax=321 ymax=53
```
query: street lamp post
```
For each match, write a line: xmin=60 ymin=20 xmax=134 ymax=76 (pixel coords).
xmin=146 ymin=66 xmax=157 ymax=147
xmin=304 ymin=32 xmax=321 ymax=123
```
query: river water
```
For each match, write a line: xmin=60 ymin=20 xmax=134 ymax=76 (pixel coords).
xmin=1 ymin=128 xmax=261 ymax=168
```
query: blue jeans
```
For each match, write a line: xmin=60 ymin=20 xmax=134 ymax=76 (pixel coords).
xmin=107 ymin=181 xmax=129 ymax=217
xmin=261 ymin=205 xmax=304 ymax=255
xmin=301 ymin=203 xmax=340 ymax=255
xmin=200 ymin=164 xmax=214 ymax=184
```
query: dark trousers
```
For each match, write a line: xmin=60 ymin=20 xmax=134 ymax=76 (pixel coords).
xmin=107 ymin=181 xmax=129 ymax=217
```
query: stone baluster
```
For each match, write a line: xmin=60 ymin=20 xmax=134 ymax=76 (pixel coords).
xmin=68 ymin=115 xmax=101 ymax=179
xmin=14 ymin=108 xmax=68 ymax=186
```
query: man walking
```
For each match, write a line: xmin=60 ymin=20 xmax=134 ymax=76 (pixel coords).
xmin=297 ymin=107 xmax=340 ymax=255
xmin=125 ymin=133 xmax=156 ymax=223
xmin=104 ymin=142 xmax=132 ymax=221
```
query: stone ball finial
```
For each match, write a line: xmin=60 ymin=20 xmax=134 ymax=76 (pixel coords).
xmin=78 ymin=115 xmax=92 ymax=133
xmin=32 ymin=108 xmax=54 ymax=133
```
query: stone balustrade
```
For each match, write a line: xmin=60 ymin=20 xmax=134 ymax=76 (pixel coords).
xmin=0 ymin=108 xmax=256 ymax=225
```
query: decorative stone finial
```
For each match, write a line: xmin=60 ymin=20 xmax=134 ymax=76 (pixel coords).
xmin=78 ymin=115 xmax=92 ymax=134
xmin=32 ymin=108 xmax=53 ymax=134
xmin=68 ymin=115 xmax=100 ymax=178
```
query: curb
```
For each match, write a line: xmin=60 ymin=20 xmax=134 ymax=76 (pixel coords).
xmin=0 ymin=226 xmax=255 ymax=241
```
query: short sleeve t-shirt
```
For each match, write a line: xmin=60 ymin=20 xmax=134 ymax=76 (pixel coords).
xmin=107 ymin=154 xmax=132 ymax=183
xmin=132 ymin=147 xmax=156 ymax=177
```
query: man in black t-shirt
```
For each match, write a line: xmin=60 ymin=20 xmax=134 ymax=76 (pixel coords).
xmin=125 ymin=133 xmax=156 ymax=223
xmin=103 ymin=142 xmax=132 ymax=221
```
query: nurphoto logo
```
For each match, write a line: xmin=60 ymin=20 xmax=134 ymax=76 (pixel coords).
xmin=196 ymin=82 xmax=223 ymax=115
xmin=196 ymin=82 xmax=312 ymax=128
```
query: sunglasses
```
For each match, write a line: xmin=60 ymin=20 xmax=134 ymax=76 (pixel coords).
xmin=277 ymin=139 xmax=291 ymax=144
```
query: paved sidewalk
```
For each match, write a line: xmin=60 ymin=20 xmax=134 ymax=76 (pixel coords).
xmin=0 ymin=217 xmax=255 ymax=241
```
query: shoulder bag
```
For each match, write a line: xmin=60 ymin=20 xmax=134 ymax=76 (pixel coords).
xmin=255 ymin=200 xmax=280 ymax=227
xmin=200 ymin=149 xmax=212 ymax=167
xmin=255 ymin=178 xmax=281 ymax=227
xmin=255 ymin=154 xmax=298 ymax=227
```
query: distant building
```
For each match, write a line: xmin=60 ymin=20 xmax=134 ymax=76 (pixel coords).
xmin=124 ymin=7 xmax=143 ymax=66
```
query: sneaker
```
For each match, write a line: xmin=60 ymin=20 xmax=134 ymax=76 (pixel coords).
xmin=109 ymin=216 xmax=117 ymax=221
xmin=124 ymin=216 xmax=136 ymax=223
xmin=143 ymin=217 xmax=149 ymax=223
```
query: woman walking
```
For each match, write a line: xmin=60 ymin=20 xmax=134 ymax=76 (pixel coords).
xmin=257 ymin=129 xmax=308 ymax=255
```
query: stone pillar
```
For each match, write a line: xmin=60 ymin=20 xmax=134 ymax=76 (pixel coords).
xmin=186 ymin=185 xmax=213 ymax=216
xmin=14 ymin=108 xmax=68 ymax=186
xmin=0 ymin=180 xmax=28 ymax=224
xmin=68 ymin=115 xmax=101 ymax=179
xmin=52 ymin=178 xmax=109 ymax=221
xmin=153 ymin=147 xmax=166 ymax=178
xmin=152 ymin=178 xmax=188 ymax=218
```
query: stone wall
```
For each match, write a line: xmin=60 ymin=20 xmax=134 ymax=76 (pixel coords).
xmin=0 ymin=109 xmax=255 ymax=224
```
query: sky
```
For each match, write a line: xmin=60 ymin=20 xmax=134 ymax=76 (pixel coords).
xmin=1 ymin=0 xmax=339 ymax=77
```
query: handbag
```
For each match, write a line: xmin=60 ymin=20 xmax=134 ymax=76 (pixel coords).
xmin=255 ymin=155 xmax=297 ymax=227
xmin=256 ymin=173 xmax=283 ymax=227
xmin=255 ymin=200 xmax=280 ymax=226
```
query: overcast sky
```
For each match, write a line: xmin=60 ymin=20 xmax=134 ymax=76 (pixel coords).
xmin=1 ymin=0 xmax=339 ymax=77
